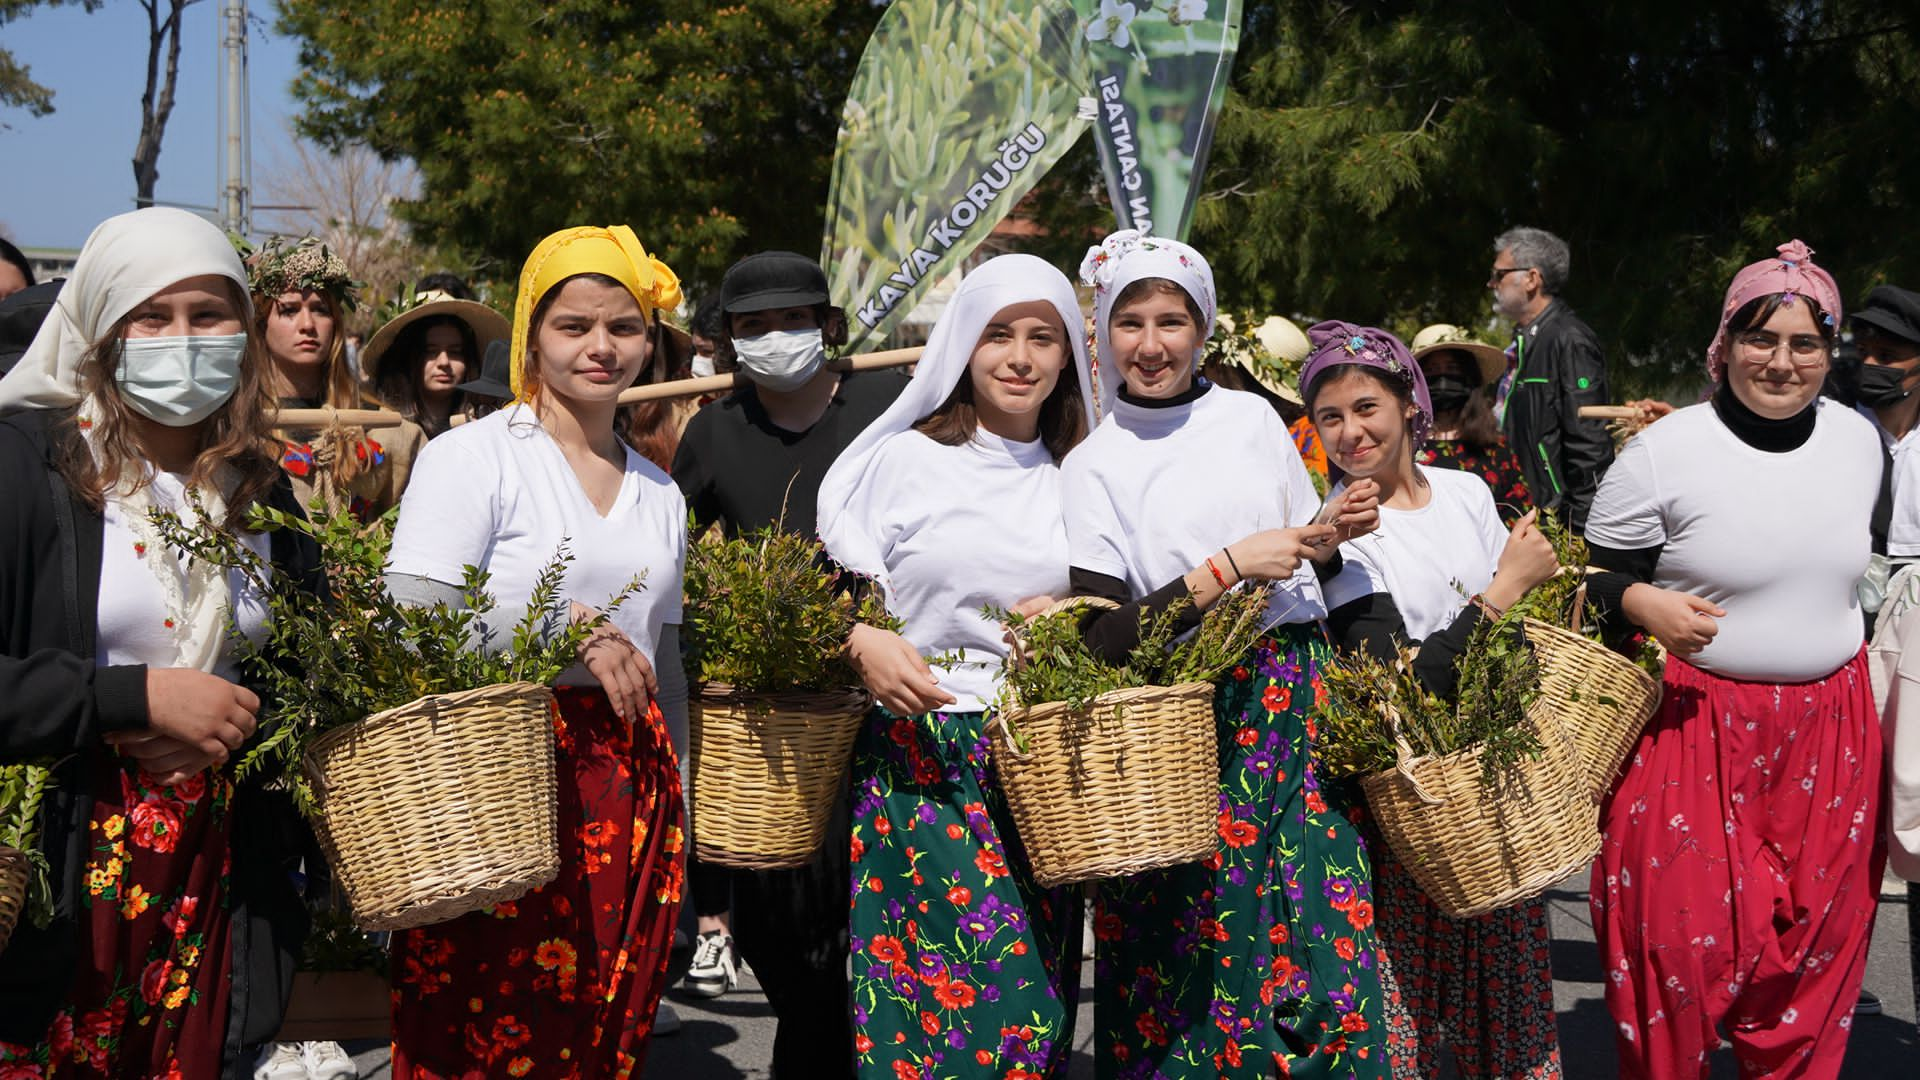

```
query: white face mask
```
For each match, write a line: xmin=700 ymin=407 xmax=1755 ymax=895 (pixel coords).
xmin=690 ymin=353 xmax=717 ymax=379
xmin=732 ymin=329 xmax=825 ymax=392
xmin=114 ymin=334 xmax=247 ymax=426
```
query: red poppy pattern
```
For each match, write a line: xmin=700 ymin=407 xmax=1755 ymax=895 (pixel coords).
xmin=389 ymin=689 xmax=685 ymax=1080
xmin=1416 ymin=439 xmax=1532 ymax=527
xmin=0 ymin=757 xmax=235 ymax=1078
xmin=848 ymin=708 xmax=1082 ymax=1079
xmin=1093 ymin=629 xmax=1387 ymax=1079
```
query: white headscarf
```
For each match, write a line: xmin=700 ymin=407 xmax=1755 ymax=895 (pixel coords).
xmin=1078 ymin=229 xmax=1218 ymax=414
xmin=816 ymin=253 xmax=1096 ymax=591
xmin=0 ymin=206 xmax=251 ymax=413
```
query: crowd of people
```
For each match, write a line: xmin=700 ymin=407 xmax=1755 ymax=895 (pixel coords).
xmin=0 ymin=205 xmax=1913 ymax=1080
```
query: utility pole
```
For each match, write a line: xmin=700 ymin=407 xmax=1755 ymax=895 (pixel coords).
xmin=217 ymin=0 xmax=250 ymax=236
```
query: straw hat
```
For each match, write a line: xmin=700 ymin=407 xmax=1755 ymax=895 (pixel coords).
xmin=1410 ymin=324 xmax=1507 ymax=387
xmin=1233 ymin=315 xmax=1312 ymax=403
xmin=360 ymin=291 xmax=511 ymax=385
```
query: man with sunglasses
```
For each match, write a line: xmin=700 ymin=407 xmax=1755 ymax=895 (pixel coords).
xmin=1487 ymin=225 xmax=1614 ymax=531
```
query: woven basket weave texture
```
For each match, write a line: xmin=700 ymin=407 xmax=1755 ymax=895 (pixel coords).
xmin=990 ymin=681 xmax=1220 ymax=888
xmin=0 ymin=846 xmax=26 ymax=956
xmin=691 ymin=686 xmax=868 ymax=870
xmin=1361 ymin=699 xmax=1602 ymax=918
xmin=302 ymin=682 xmax=560 ymax=931
xmin=1522 ymin=619 xmax=1662 ymax=800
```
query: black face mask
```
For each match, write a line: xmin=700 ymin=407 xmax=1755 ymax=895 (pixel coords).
xmin=1426 ymin=374 xmax=1476 ymax=413
xmin=1858 ymin=362 xmax=1917 ymax=406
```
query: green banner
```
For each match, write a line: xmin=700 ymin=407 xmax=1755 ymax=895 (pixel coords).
xmin=823 ymin=0 xmax=1092 ymax=351
xmin=1074 ymin=0 xmax=1243 ymax=240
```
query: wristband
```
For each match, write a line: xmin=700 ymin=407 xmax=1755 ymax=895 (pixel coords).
xmin=1222 ymin=546 xmax=1242 ymax=580
xmin=1470 ymin=593 xmax=1506 ymax=619
xmin=1205 ymin=557 xmax=1230 ymax=589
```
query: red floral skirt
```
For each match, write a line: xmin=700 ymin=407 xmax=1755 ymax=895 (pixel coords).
xmin=389 ymin=687 xmax=686 ymax=1080
xmin=0 ymin=758 xmax=237 ymax=1079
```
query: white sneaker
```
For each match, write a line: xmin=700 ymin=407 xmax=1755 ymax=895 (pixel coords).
xmin=682 ymin=931 xmax=739 ymax=998
xmin=253 ymin=1045 xmax=307 ymax=1080
xmin=302 ymin=1041 xmax=358 ymax=1080
xmin=654 ymin=1000 xmax=683 ymax=1036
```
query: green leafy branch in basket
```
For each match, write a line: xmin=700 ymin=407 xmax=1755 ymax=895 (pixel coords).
xmin=682 ymin=523 xmax=898 ymax=695
xmin=0 ymin=762 xmax=56 ymax=928
xmin=152 ymin=501 xmax=638 ymax=815
xmin=1506 ymin=509 xmax=1663 ymax=677
xmin=991 ymin=584 xmax=1275 ymax=750
xmin=1316 ymin=605 xmax=1544 ymax=790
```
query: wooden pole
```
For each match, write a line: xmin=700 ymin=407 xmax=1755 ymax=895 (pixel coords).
xmin=270 ymin=346 xmax=926 ymax=430
xmin=1577 ymin=405 xmax=1648 ymax=421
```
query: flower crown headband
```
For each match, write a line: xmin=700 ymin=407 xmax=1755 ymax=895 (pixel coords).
xmin=245 ymin=236 xmax=361 ymax=311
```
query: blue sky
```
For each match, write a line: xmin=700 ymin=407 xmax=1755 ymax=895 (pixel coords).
xmin=1 ymin=2 xmax=304 ymax=249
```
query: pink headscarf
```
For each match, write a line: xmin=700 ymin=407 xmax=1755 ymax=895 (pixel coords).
xmin=1705 ymin=239 xmax=1842 ymax=380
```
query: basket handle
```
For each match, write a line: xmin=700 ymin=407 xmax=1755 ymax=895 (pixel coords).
xmin=1386 ymin=707 xmax=1444 ymax=806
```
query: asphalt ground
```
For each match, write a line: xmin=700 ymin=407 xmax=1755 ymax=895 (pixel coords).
xmin=335 ymin=868 xmax=1917 ymax=1078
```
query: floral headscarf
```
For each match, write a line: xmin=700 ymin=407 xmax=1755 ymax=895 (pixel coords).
xmin=1298 ymin=320 xmax=1435 ymax=448
xmin=1078 ymin=229 xmax=1217 ymax=414
xmin=1704 ymin=239 xmax=1842 ymax=380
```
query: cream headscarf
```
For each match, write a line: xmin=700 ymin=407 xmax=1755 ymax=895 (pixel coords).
xmin=816 ymin=253 xmax=1096 ymax=594
xmin=1077 ymin=229 xmax=1219 ymax=415
xmin=0 ymin=206 xmax=250 ymax=413
xmin=509 ymin=225 xmax=683 ymax=401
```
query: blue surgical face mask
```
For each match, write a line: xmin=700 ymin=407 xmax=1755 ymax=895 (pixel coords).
xmin=114 ymin=334 xmax=247 ymax=426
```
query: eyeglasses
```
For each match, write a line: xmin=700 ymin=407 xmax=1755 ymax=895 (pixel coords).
xmin=1487 ymin=266 xmax=1531 ymax=285
xmin=1734 ymin=330 xmax=1828 ymax=365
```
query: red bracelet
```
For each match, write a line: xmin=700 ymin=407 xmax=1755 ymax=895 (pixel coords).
xmin=1205 ymin=557 xmax=1230 ymax=589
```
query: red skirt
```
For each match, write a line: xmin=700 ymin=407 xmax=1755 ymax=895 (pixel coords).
xmin=389 ymin=688 xmax=686 ymax=1080
xmin=1592 ymin=649 xmax=1884 ymax=1080
xmin=0 ymin=759 xmax=237 ymax=1079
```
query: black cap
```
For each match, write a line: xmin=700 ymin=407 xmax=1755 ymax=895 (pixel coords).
xmin=1852 ymin=285 xmax=1920 ymax=345
xmin=716 ymin=251 xmax=829 ymax=313
xmin=0 ymin=280 xmax=62 ymax=378
xmin=457 ymin=339 xmax=514 ymax=401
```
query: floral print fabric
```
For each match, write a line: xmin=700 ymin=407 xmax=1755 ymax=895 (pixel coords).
xmin=1417 ymin=439 xmax=1532 ymax=528
xmin=0 ymin=758 xmax=236 ymax=1078
xmin=1093 ymin=628 xmax=1387 ymax=1079
xmin=1364 ymin=830 xmax=1561 ymax=1079
xmin=389 ymin=688 xmax=685 ymax=1080
xmin=848 ymin=708 xmax=1083 ymax=1079
xmin=1593 ymin=649 xmax=1883 ymax=1080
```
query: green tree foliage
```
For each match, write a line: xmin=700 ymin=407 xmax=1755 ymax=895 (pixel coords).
xmin=278 ymin=0 xmax=884 ymax=292
xmin=1195 ymin=1 xmax=1920 ymax=390
xmin=0 ymin=0 xmax=101 ymax=120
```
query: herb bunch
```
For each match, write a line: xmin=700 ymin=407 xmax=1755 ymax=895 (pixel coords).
xmin=994 ymin=584 xmax=1276 ymax=716
xmin=682 ymin=525 xmax=896 ymax=694
xmin=0 ymin=763 xmax=55 ymax=928
xmin=156 ymin=503 xmax=634 ymax=814
xmin=1316 ymin=607 xmax=1545 ymax=789
xmin=1506 ymin=509 xmax=1663 ymax=677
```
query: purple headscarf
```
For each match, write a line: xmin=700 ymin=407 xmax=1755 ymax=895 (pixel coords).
xmin=1297 ymin=320 xmax=1435 ymax=448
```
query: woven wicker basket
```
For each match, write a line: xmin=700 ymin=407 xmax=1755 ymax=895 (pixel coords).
xmin=690 ymin=686 xmax=869 ymax=870
xmin=1522 ymin=568 xmax=1663 ymax=799
xmin=988 ymin=680 xmax=1220 ymax=889
xmin=1361 ymin=699 xmax=1601 ymax=918
xmin=302 ymin=682 xmax=560 ymax=931
xmin=0 ymin=845 xmax=26 ymax=956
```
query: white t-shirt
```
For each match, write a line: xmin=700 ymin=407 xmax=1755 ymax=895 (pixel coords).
xmin=98 ymin=472 xmax=270 ymax=681
xmin=1061 ymin=385 xmax=1326 ymax=629
xmin=1586 ymin=398 xmax=1878 ymax=683
xmin=388 ymin=405 xmax=686 ymax=682
xmin=856 ymin=429 xmax=1070 ymax=712
xmin=1859 ymin=404 xmax=1920 ymax=557
xmin=1322 ymin=466 xmax=1506 ymax=641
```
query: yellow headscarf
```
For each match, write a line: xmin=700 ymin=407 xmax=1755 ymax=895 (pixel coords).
xmin=509 ymin=225 xmax=684 ymax=401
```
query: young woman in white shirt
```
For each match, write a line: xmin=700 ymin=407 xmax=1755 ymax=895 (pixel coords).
xmin=1060 ymin=231 xmax=1387 ymax=1078
xmin=1584 ymin=241 xmax=1883 ymax=1080
xmin=1302 ymin=321 xmax=1563 ymax=1080
xmin=384 ymin=226 xmax=689 ymax=1077
xmin=817 ymin=254 xmax=1096 ymax=1078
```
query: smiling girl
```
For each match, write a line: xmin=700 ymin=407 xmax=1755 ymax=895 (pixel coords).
xmin=1060 ymin=231 xmax=1388 ymax=1078
xmin=1302 ymin=321 xmax=1563 ymax=1079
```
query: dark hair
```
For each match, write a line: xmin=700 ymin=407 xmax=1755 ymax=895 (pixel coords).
xmin=0 ymin=237 xmax=33 ymax=289
xmin=415 ymin=271 xmax=474 ymax=301
xmin=691 ymin=295 xmax=724 ymax=340
xmin=377 ymin=313 xmax=477 ymax=437
xmin=1305 ymin=363 xmax=1421 ymax=458
xmin=1724 ymin=292 xmax=1837 ymax=342
xmin=913 ymin=354 xmax=1088 ymax=461
xmin=1111 ymin=277 xmax=1204 ymax=325
xmin=1419 ymin=348 xmax=1503 ymax=448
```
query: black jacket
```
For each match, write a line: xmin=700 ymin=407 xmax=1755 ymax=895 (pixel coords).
xmin=0 ymin=408 xmax=320 ymax=1076
xmin=1502 ymin=299 xmax=1615 ymax=532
